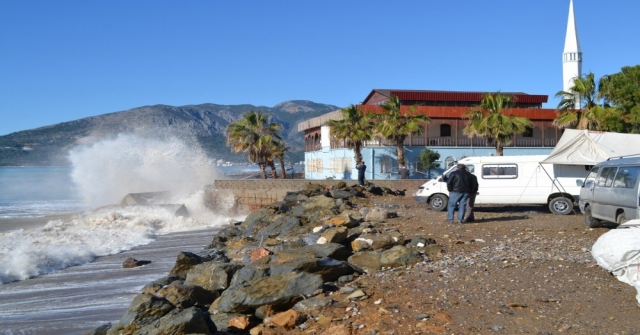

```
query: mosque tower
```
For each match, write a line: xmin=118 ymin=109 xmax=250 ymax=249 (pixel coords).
xmin=562 ymin=0 xmax=582 ymax=109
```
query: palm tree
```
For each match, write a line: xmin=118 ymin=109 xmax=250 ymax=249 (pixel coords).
xmin=226 ymin=110 xmax=282 ymax=179
xmin=463 ymin=93 xmax=533 ymax=156
xmin=554 ymin=72 xmax=617 ymax=130
xmin=325 ymin=105 xmax=375 ymax=164
xmin=374 ymin=95 xmax=430 ymax=167
xmin=271 ymin=139 xmax=289 ymax=178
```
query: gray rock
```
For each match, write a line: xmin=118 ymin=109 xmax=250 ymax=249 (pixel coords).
xmin=348 ymin=251 xmax=382 ymax=271
xmin=292 ymin=296 xmax=333 ymax=312
xmin=156 ymin=282 xmax=218 ymax=308
xmin=228 ymin=265 xmax=270 ymax=289
xmin=257 ymin=216 xmax=302 ymax=239
xmin=380 ymin=246 xmax=423 ymax=268
xmin=217 ymin=272 xmax=323 ymax=313
xmin=365 ymin=208 xmax=390 ymax=222
xmin=240 ymin=208 xmax=275 ymax=230
xmin=116 ymin=293 xmax=175 ymax=330
xmin=185 ymin=261 xmax=243 ymax=293
xmin=269 ymin=257 xmax=351 ymax=282
xmin=169 ymin=250 xmax=228 ymax=279
xmin=139 ymin=306 xmax=212 ymax=335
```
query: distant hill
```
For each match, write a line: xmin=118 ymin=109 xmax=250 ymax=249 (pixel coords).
xmin=0 ymin=100 xmax=340 ymax=166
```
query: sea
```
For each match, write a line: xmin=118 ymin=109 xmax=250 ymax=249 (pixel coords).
xmin=0 ymin=134 xmax=271 ymax=335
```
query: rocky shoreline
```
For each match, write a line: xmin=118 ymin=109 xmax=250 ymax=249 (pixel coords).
xmin=88 ymin=182 xmax=640 ymax=335
xmin=89 ymin=182 xmax=427 ymax=335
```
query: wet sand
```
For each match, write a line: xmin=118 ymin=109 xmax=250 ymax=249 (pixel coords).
xmin=0 ymin=226 xmax=221 ymax=335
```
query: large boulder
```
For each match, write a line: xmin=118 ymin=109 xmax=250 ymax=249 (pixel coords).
xmin=169 ymin=250 xmax=228 ymax=279
xmin=156 ymin=282 xmax=218 ymax=308
xmin=269 ymin=257 xmax=351 ymax=282
xmin=106 ymin=294 xmax=175 ymax=335
xmin=241 ymin=208 xmax=276 ymax=230
xmin=271 ymin=243 xmax=351 ymax=262
xmin=380 ymin=245 xmax=423 ymax=268
xmin=137 ymin=306 xmax=212 ymax=335
xmin=216 ymin=272 xmax=323 ymax=313
xmin=185 ymin=261 xmax=243 ymax=293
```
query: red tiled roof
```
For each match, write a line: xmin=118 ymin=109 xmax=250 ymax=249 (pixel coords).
xmin=363 ymin=89 xmax=548 ymax=105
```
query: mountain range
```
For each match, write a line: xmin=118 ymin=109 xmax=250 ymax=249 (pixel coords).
xmin=0 ymin=100 xmax=340 ymax=166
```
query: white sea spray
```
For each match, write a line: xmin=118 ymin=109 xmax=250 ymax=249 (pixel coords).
xmin=0 ymin=133 xmax=246 ymax=284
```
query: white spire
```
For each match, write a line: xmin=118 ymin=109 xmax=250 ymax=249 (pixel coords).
xmin=562 ymin=0 xmax=582 ymax=109
xmin=563 ymin=0 xmax=581 ymax=53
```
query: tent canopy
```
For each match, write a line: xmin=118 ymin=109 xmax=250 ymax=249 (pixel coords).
xmin=542 ymin=129 xmax=640 ymax=165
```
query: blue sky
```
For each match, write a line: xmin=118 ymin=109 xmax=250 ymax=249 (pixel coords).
xmin=0 ymin=0 xmax=638 ymax=136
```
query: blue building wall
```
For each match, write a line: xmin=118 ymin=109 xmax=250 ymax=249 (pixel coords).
xmin=305 ymin=145 xmax=553 ymax=180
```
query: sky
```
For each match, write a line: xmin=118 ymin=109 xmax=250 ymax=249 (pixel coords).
xmin=0 ymin=0 xmax=638 ymax=136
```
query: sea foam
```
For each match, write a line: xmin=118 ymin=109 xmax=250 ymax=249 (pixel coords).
xmin=0 ymin=133 xmax=243 ymax=284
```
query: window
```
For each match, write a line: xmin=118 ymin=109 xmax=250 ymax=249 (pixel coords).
xmin=613 ymin=166 xmax=640 ymax=188
xmin=444 ymin=156 xmax=456 ymax=169
xmin=440 ymin=124 xmax=451 ymax=137
xmin=380 ymin=156 xmax=392 ymax=173
xmin=466 ymin=164 xmax=475 ymax=174
xmin=596 ymin=167 xmax=617 ymax=187
xmin=584 ymin=166 xmax=599 ymax=184
xmin=522 ymin=126 xmax=533 ymax=138
xmin=482 ymin=164 xmax=517 ymax=179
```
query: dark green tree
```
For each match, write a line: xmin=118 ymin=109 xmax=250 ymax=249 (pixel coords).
xmin=417 ymin=148 xmax=440 ymax=178
xmin=599 ymin=65 xmax=640 ymax=133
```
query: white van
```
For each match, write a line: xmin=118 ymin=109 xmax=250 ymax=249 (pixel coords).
xmin=579 ymin=156 xmax=640 ymax=227
xmin=413 ymin=155 xmax=588 ymax=215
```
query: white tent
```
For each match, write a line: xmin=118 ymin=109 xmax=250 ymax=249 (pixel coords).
xmin=541 ymin=129 xmax=640 ymax=165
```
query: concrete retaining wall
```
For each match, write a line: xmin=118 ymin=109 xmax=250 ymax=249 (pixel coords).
xmin=206 ymin=179 xmax=428 ymax=211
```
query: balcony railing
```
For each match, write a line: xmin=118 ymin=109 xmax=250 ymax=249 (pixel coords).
xmin=315 ymin=136 xmax=557 ymax=151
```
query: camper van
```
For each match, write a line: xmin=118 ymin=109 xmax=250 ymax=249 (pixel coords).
xmin=413 ymin=155 xmax=588 ymax=215
xmin=579 ymin=156 xmax=640 ymax=227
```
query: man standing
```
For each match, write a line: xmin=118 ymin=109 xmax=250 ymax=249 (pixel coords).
xmin=463 ymin=167 xmax=479 ymax=222
xmin=446 ymin=163 xmax=473 ymax=223
xmin=356 ymin=161 xmax=367 ymax=186
xmin=399 ymin=165 xmax=409 ymax=179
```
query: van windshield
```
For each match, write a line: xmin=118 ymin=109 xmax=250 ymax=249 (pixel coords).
xmin=442 ymin=164 xmax=475 ymax=181
xmin=583 ymin=166 xmax=599 ymax=186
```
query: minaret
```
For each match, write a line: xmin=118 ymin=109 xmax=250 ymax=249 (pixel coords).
xmin=562 ymin=0 xmax=582 ymax=109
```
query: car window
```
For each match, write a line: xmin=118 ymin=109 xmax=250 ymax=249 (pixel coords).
xmin=482 ymin=164 xmax=517 ymax=179
xmin=597 ymin=167 xmax=617 ymax=187
xmin=584 ymin=166 xmax=599 ymax=185
xmin=613 ymin=166 xmax=640 ymax=188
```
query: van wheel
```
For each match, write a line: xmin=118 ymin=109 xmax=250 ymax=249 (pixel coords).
xmin=584 ymin=206 xmax=600 ymax=228
xmin=549 ymin=197 xmax=573 ymax=215
xmin=617 ymin=212 xmax=628 ymax=225
xmin=429 ymin=194 xmax=448 ymax=211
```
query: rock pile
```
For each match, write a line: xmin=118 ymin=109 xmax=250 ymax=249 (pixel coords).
xmin=89 ymin=182 xmax=438 ymax=335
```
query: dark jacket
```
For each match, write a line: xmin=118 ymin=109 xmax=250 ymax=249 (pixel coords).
xmin=469 ymin=173 xmax=479 ymax=194
xmin=447 ymin=169 xmax=474 ymax=193
xmin=356 ymin=164 xmax=366 ymax=176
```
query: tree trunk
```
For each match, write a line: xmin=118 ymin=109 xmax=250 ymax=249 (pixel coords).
xmin=269 ymin=161 xmax=278 ymax=179
xmin=496 ymin=144 xmax=504 ymax=156
xmin=396 ymin=137 xmax=406 ymax=167
xmin=279 ymin=156 xmax=287 ymax=179
xmin=259 ymin=164 xmax=267 ymax=179
xmin=354 ymin=141 xmax=363 ymax=164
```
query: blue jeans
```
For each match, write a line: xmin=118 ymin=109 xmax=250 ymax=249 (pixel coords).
xmin=447 ymin=192 xmax=469 ymax=222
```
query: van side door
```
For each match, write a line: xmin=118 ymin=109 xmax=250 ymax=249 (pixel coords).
xmin=592 ymin=166 xmax=618 ymax=221
xmin=611 ymin=166 xmax=640 ymax=221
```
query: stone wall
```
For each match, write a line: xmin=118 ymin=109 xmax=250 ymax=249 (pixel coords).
xmin=206 ymin=179 xmax=428 ymax=211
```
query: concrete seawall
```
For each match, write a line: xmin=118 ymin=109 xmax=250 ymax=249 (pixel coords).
xmin=206 ymin=179 xmax=429 ymax=211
